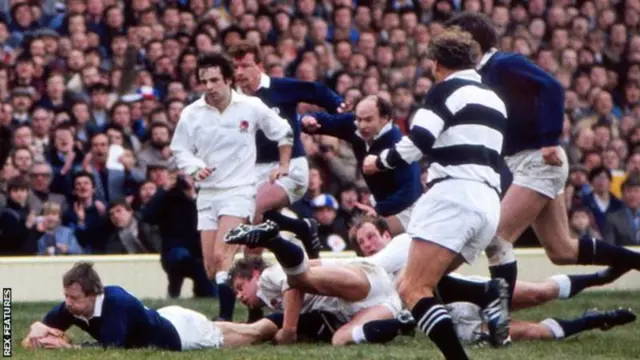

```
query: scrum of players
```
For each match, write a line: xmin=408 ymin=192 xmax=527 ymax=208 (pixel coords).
xmin=22 ymin=13 xmax=638 ymax=359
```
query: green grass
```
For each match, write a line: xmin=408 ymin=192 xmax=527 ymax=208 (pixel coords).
xmin=7 ymin=291 xmax=640 ymax=359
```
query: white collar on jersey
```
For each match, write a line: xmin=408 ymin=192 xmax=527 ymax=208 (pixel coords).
xmin=72 ymin=293 xmax=105 ymax=323
xmin=445 ymin=69 xmax=482 ymax=83
xmin=477 ymin=47 xmax=498 ymax=71
xmin=256 ymin=73 xmax=271 ymax=91
xmin=197 ymin=90 xmax=242 ymax=109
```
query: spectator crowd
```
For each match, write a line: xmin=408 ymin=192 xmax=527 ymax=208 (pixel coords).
xmin=2 ymin=0 xmax=640 ymax=268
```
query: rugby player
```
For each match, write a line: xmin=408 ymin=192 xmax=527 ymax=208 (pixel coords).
xmin=362 ymin=27 xmax=508 ymax=358
xmin=229 ymin=40 xmax=345 ymax=258
xmin=445 ymin=12 xmax=640 ymax=313
xmin=22 ymin=262 xmax=347 ymax=351
xmin=300 ymin=95 xmax=422 ymax=235
xmin=170 ymin=53 xmax=293 ymax=321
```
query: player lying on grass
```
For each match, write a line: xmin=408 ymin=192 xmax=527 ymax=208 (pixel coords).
xmin=350 ymin=215 xmax=636 ymax=343
xmin=228 ymin=249 xmax=404 ymax=346
xmin=20 ymin=261 xmax=348 ymax=351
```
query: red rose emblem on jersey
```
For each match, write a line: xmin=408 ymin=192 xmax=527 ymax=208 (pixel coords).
xmin=239 ymin=120 xmax=249 ymax=133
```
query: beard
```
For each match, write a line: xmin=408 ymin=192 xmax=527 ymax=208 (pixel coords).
xmin=151 ymin=140 xmax=168 ymax=149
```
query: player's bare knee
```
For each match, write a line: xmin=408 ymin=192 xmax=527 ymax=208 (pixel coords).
xmin=545 ymin=249 xmax=576 ymax=265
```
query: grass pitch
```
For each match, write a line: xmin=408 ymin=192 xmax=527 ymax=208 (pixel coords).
xmin=7 ymin=291 xmax=640 ymax=359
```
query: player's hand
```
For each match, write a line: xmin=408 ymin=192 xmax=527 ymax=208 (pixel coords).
xmin=362 ymin=155 xmax=380 ymax=175
xmin=95 ymin=200 xmax=106 ymax=216
xmin=301 ymin=115 xmax=321 ymax=133
xmin=274 ymin=328 xmax=297 ymax=345
xmin=28 ymin=322 xmax=64 ymax=339
xmin=337 ymin=101 xmax=352 ymax=113
xmin=541 ymin=146 xmax=563 ymax=166
xmin=194 ymin=167 xmax=214 ymax=181
xmin=354 ymin=202 xmax=377 ymax=217
xmin=56 ymin=243 xmax=69 ymax=254
xmin=269 ymin=166 xmax=289 ymax=183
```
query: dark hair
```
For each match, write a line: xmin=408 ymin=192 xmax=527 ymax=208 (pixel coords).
xmin=228 ymin=257 xmax=269 ymax=284
xmin=108 ymin=198 xmax=132 ymax=212
xmin=196 ymin=53 xmax=235 ymax=82
xmin=63 ymin=262 xmax=104 ymax=296
xmin=6 ymin=176 xmax=29 ymax=192
xmin=588 ymin=166 xmax=612 ymax=182
xmin=73 ymin=170 xmax=95 ymax=187
xmin=426 ymin=26 xmax=481 ymax=70
xmin=622 ymin=174 xmax=640 ymax=191
xmin=228 ymin=40 xmax=264 ymax=64
xmin=444 ymin=12 xmax=498 ymax=53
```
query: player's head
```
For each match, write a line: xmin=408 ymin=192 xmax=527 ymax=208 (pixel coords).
xmin=354 ymin=95 xmax=393 ymax=142
xmin=349 ymin=215 xmax=393 ymax=256
xmin=62 ymin=262 xmax=104 ymax=318
xmin=228 ymin=40 xmax=264 ymax=94
xmin=426 ymin=26 xmax=481 ymax=82
xmin=196 ymin=53 xmax=235 ymax=102
xmin=229 ymin=257 xmax=269 ymax=309
xmin=444 ymin=12 xmax=498 ymax=54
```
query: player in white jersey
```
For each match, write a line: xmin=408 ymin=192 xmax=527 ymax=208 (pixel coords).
xmin=225 ymin=223 xmax=403 ymax=346
xmin=170 ymin=53 xmax=293 ymax=321
xmin=350 ymin=216 xmax=636 ymax=344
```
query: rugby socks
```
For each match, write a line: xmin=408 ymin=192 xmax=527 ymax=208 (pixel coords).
xmin=351 ymin=319 xmax=409 ymax=344
xmin=268 ymin=235 xmax=308 ymax=275
xmin=412 ymin=297 xmax=470 ymax=360
xmin=264 ymin=211 xmax=319 ymax=259
xmin=541 ymin=315 xmax=608 ymax=340
xmin=577 ymin=236 xmax=640 ymax=270
xmin=551 ymin=267 xmax=629 ymax=299
xmin=216 ymin=271 xmax=236 ymax=321
xmin=437 ymin=275 xmax=490 ymax=307
xmin=489 ymin=261 xmax=518 ymax=309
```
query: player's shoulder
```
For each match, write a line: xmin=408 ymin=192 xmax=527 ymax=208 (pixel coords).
xmin=180 ymin=97 xmax=205 ymax=117
xmin=491 ymin=51 xmax=536 ymax=68
xmin=259 ymin=264 xmax=285 ymax=283
xmin=235 ymin=92 xmax=269 ymax=108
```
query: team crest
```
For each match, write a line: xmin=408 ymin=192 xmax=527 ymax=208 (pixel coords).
xmin=239 ymin=120 xmax=249 ymax=132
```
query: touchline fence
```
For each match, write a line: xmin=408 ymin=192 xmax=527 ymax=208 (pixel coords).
xmin=1 ymin=248 xmax=639 ymax=302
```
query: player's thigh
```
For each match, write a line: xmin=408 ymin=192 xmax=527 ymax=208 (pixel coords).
xmin=532 ymin=194 xmax=578 ymax=264
xmin=331 ymin=305 xmax=396 ymax=346
xmin=255 ymin=181 xmax=290 ymax=216
xmin=297 ymin=265 xmax=371 ymax=301
xmin=503 ymin=148 xmax=569 ymax=241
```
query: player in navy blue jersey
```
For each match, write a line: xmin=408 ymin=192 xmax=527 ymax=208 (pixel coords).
xmin=446 ymin=12 xmax=640 ymax=316
xmin=21 ymin=261 xmax=349 ymax=351
xmin=300 ymin=95 xmax=422 ymax=235
xmin=228 ymin=40 xmax=345 ymax=259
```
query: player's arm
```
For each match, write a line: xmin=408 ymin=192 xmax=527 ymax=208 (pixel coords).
xmin=373 ymin=163 xmax=421 ymax=216
xmin=376 ymin=108 xmax=444 ymax=170
xmin=301 ymin=112 xmax=357 ymax=140
xmin=276 ymin=288 xmax=304 ymax=344
xmin=290 ymin=80 xmax=343 ymax=113
xmin=169 ymin=109 xmax=207 ymax=178
xmin=255 ymin=100 xmax=294 ymax=171
xmin=500 ymin=55 xmax=564 ymax=146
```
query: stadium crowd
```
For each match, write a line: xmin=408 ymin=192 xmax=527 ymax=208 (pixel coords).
xmin=1 ymin=0 xmax=640 ymax=270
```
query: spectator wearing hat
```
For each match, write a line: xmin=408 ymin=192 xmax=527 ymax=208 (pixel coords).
xmin=604 ymin=174 xmax=640 ymax=246
xmin=310 ymin=193 xmax=349 ymax=250
xmin=9 ymin=86 xmax=35 ymax=126
xmin=581 ymin=166 xmax=625 ymax=233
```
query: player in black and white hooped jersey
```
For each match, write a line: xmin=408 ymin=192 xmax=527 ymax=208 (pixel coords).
xmin=362 ymin=27 xmax=508 ymax=360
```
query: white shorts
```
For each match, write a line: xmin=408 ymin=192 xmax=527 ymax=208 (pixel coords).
xmin=446 ymin=302 xmax=483 ymax=343
xmin=158 ymin=306 xmax=224 ymax=350
xmin=407 ymin=179 xmax=500 ymax=263
xmin=341 ymin=260 xmax=403 ymax=318
xmin=506 ymin=146 xmax=569 ymax=199
xmin=256 ymin=157 xmax=309 ymax=203
xmin=369 ymin=195 xmax=416 ymax=231
xmin=196 ymin=185 xmax=256 ymax=231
